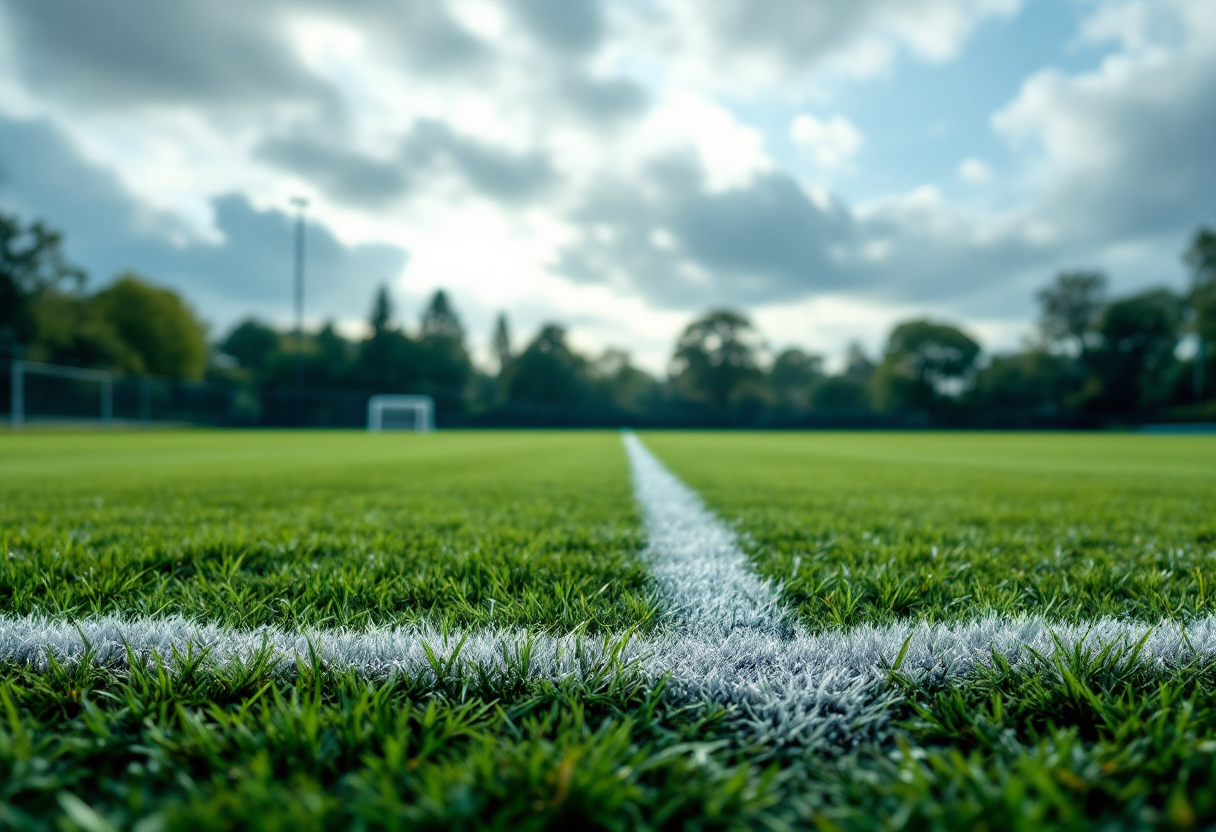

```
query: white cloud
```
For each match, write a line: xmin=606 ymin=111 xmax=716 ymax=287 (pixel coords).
xmin=789 ymin=113 xmax=864 ymax=169
xmin=958 ymin=157 xmax=991 ymax=184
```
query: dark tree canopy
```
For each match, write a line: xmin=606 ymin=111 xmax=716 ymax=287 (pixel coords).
xmin=1038 ymin=271 xmax=1107 ymax=353
xmin=873 ymin=319 xmax=980 ymax=412
xmin=506 ymin=324 xmax=587 ymax=408
xmin=420 ymin=289 xmax=465 ymax=342
xmin=90 ymin=274 xmax=210 ymax=378
xmin=0 ymin=213 xmax=85 ymax=349
xmin=220 ymin=319 xmax=281 ymax=372
xmin=670 ymin=310 xmax=763 ymax=408
xmin=1087 ymin=288 xmax=1182 ymax=411
xmin=492 ymin=312 xmax=512 ymax=377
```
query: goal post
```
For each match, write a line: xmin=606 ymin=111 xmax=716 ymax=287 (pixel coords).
xmin=367 ymin=394 xmax=435 ymax=432
xmin=8 ymin=358 xmax=117 ymax=428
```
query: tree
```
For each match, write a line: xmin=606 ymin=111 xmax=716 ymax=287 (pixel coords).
xmin=1185 ymin=227 xmax=1216 ymax=400
xmin=971 ymin=349 xmax=1072 ymax=413
xmin=492 ymin=313 xmax=513 ymax=377
xmin=670 ymin=310 xmax=763 ymax=408
xmin=843 ymin=342 xmax=875 ymax=382
xmin=589 ymin=349 xmax=658 ymax=414
xmin=420 ymin=289 xmax=464 ymax=341
xmin=91 ymin=273 xmax=209 ymax=378
xmin=0 ymin=213 xmax=85 ymax=352
xmin=1038 ymin=271 xmax=1107 ymax=355
xmin=417 ymin=289 xmax=471 ymax=413
xmin=359 ymin=284 xmax=419 ymax=391
xmin=768 ymin=348 xmax=823 ymax=410
xmin=872 ymin=319 xmax=980 ymax=413
xmin=809 ymin=376 xmax=870 ymax=411
xmin=220 ymin=319 xmax=281 ymax=373
xmin=369 ymin=284 xmax=395 ymax=337
xmin=1087 ymin=288 xmax=1182 ymax=412
xmin=505 ymin=324 xmax=588 ymax=408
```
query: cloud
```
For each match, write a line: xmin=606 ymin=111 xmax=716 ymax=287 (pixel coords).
xmin=505 ymin=0 xmax=605 ymax=55
xmin=257 ymin=119 xmax=555 ymax=208
xmin=993 ymin=0 xmax=1216 ymax=243
xmin=789 ymin=114 xmax=865 ymax=168
xmin=660 ymin=0 xmax=1022 ymax=85
xmin=0 ymin=0 xmax=327 ymax=112
xmin=958 ymin=157 xmax=991 ymax=184
xmin=0 ymin=115 xmax=406 ymax=326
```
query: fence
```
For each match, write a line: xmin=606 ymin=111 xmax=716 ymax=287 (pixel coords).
xmin=1 ymin=359 xmax=378 ymax=429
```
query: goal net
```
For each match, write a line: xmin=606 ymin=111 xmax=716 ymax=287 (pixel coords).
xmin=367 ymin=395 xmax=435 ymax=432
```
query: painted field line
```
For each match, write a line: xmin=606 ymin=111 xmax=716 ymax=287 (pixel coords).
xmin=4 ymin=613 xmax=1216 ymax=749
xmin=4 ymin=434 xmax=1216 ymax=750
xmin=622 ymin=432 xmax=794 ymax=641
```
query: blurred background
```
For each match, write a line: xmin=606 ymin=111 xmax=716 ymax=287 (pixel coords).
xmin=1 ymin=0 xmax=1213 ymax=428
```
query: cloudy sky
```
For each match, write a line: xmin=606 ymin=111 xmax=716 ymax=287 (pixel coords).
xmin=0 ymin=0 xmax=1213 ymax=372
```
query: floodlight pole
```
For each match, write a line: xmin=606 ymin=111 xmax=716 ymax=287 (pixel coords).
xmin=291 ymin=196 xmax=309 ymax=426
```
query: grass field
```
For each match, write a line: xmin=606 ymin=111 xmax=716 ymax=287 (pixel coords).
xmin=2 ymin=429 xmax=1215 ymax=830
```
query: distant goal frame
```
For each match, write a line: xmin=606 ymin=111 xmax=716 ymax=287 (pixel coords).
xmin=366 ymin=395 xmax=435 ymax=432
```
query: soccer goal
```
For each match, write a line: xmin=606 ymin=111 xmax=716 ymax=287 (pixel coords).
xmin=367 ymin=395 xmax=435 ymax=432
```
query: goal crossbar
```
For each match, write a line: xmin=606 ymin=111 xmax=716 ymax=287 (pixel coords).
xmin=367 ymin=395 xmax=435 ymax=432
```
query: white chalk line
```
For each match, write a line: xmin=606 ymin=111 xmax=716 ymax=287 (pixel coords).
xmin=2 ymin=432 xmax=1214 ymax=750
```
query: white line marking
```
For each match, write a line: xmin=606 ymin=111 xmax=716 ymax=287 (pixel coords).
xmin=623 ymin=432 xmax=794 ymax=640
xmin=3 ymin=613 xmax=1216 ymax=750
xmin=3 ymin=433 xmax=1214 ymax=750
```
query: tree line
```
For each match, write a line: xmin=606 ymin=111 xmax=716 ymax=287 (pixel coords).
xmin=3 ymin=209 xmax=1214 ymax=427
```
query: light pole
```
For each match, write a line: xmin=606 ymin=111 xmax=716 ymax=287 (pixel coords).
xmin=291 ymin=196 xmax=308 ymax=426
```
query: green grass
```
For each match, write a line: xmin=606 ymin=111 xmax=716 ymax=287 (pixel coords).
xmin=0 ymin=431 xmax=658 ymax=632
xmin=4 ymin=429 xmax=1216 ymax=830
xmin=643 ymin=432 xmax=1216 ymax=629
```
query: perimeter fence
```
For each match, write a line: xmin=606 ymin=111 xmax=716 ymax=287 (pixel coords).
xmin=0 ymin=359 xmax=374 ymax=428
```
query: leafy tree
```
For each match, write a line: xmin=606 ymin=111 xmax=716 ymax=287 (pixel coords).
xmin=492 ymin=313 xmax=513 ymax=377
xmin=220 ymin=319 xmax=281 ymax=373
xmin=809 ymin=375 xmax=870 ymax=411
xmin=369 ymin=285 xmax=395 ymax=337
xmin=420 ymin=289 xmax=464 ymax=341
xmin=417 ymin=289 xmax=472 ymax=413
xmin=768 ymin=348 xmax=823 ymax=410
xmin=90 ymin=273 xmax=209 ymax=378
xmin=670 ymin=310 xmax=763 ymax=408
xmin=843 ymin=342 xmax=875 ymax=382
xmin=872 ymin=319 xmax=980 ymax=412
xmin=971 ymin=349 xmax=1072 ymax=413
xmin=1038 ymin=271 xmax=1107 ymax=355
xmin=589 ymin=349 xmax=658 ymax=414
xmin=1186 ymin=227 xmax=1216 ymax=400
xmin=27 ymin=291 xmax=136 ymax=370
xmin=0 ymin=213 xmax=85 ymax=352
xmin=1086 ymin=288 xmax=1182 ymax=412
xmin=505 ymin=324 xmax=587 ymax=408
xmin=359 ymin=285 xmax=419 ymax=392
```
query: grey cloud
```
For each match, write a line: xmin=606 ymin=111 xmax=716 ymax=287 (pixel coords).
xmin=671 ymin=0 xmax=1012 ymax=78
xmin=505 ymin=0 xmax=605 ymax=54
xmin=255 ymin=139 xmax=411 ymax=208
xmin=558 ymin=75 xmax=650 ymax=123
xmin=406 ymin=120 xmax=555 ymax=201
xmin=0 ymin=0 xmax=328 ymax=111
xmin=0 ymin=0 xmax=487 ymax=114
xmin=556 ymin=153 xmax=1067 ymax=316
xmin=258 ymin=120 xmax=555 ymax=207
xmin=559 ymin=156 xmax=861 ymax=309
xmin=0 ymin=116 xmax=406 ymax=325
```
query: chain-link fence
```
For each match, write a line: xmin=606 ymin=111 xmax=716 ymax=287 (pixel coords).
xmin=1 ymin=359 xmax=378 ymax=428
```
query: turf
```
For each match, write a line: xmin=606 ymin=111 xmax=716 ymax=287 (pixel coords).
xmin=642 ymin=431 xmax=1216 ymax=629
xmin=0 ymin=431 xmax=657 ymax=633
xmin=643 ymin=431 xmax=1216 ymax=829
xmin=3 ymin=429 xmax=1216 ymax=830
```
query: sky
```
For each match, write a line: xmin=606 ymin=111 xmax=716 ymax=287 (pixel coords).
xmin=0 ymin=0 xmax=1213 ymax=374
